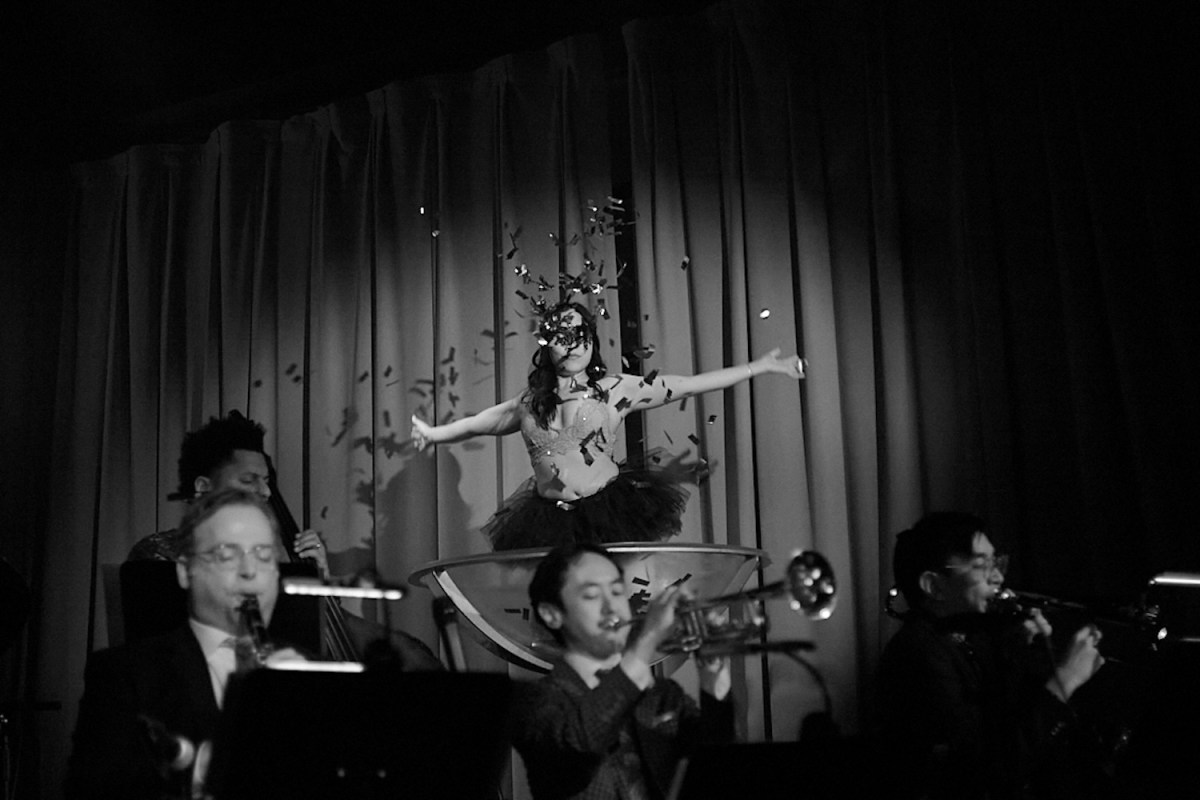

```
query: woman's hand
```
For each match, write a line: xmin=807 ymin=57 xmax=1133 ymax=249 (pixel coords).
xmin=410 ymin=414 xmax=434 ymax=452
xmin=752 ymin=347 xmax=807 ymax=379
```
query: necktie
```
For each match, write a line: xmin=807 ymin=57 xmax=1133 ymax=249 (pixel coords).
xmin=233 ymin=635 xmax=260 ymax=673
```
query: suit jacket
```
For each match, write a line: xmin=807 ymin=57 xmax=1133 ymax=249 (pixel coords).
xmin=876 ymin=614 xmax=1113 ymax=800
xmin=66 ymin=625 xmax=221 ymax=799
xmin=513 ymin=661 xmax=733 ymax=800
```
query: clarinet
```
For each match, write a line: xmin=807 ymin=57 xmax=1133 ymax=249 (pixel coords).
xmin=237 ymin=595 xmax=274 ymax=667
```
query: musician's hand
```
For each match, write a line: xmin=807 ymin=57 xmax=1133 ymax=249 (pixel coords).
xmin=697 ymin=654 xmax=732 ymax=700
xmin=1021 ymin=607 xmax=1053 ymax=645
xmin=628 ymin=584 xmax=686 ymax=664
xmin=1048 ymin=624 xmax=1104 ymax=702
xmin=752 ymin=348 xmax=807 ymax=380
xmin=293 ymin=529 xmax=329 ymax=578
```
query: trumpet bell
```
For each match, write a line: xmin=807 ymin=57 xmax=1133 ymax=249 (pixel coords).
xmin=784 ymin=550 xmax=838 ymax=620
xmin=663 ymin=549 xmax=838 ymax=655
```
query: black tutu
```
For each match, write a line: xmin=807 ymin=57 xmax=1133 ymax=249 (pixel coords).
xmin=483 ymin=467 xmax=689 ymax=551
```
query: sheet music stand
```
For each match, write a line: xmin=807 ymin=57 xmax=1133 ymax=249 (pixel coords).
xmin=205 ymin=669 xmax=513 ymax=799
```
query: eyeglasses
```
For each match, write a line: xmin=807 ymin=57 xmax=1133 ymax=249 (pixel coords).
xmin=943 ymin=553 xmax=1009 ymax=577
xmin=192 ymin=543 xmax=279 ymax=570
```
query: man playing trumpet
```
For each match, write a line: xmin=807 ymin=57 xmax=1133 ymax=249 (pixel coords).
xmin=513 ymin=542 xmax=735 ymax=800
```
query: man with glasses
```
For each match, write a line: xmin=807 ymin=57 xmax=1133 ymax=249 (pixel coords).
xmin=876 ymin=512 xmax=1109 ymax=799
xmin=68 ymin=488 xmax=306 ymax=799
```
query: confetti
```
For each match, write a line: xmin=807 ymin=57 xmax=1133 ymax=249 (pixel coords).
xmin=616 ymin=397 xmax=632 ymax=412
xmin=707 ymin=415 xmax=717 ymax=424
xmin=358 ymin=371 xmax=370 ymax=383
xmin=253 ymin=379 xmax=262 ymax=388
xmin=383 ymin=410 xmax=391 ymax=427
xmin=759 ymin=308 xmax=770 ymax=319
xmin=441 ymin=347 xmax=456 ymax=365
xmin=432 ymin=230 xmax=440 ymax=237
xmin=681 ymin=256 xmax=690 ymax=270
xmin=688 ymin=434 xmax=700 ymax=445
xmin=644 ymin=369 xmax=660 ymax=384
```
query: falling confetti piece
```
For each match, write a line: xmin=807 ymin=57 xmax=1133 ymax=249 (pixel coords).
xmin=432 ymin=230 xmax=440 ymax=237
xmin=688 ymin=434 xmax=700 ymax=445
xmin=320 ymin=506 xmax=329 ymax=519
xmin=708 ymin=415 xmax=717 ymax=424
xmin=253 ymin=379 xmax=262 ymax=387
xmin=644 ymin=369 xmax=660 ymax=384
xmin=759 ymin=308 xmax=770 ymax=319
xmin=383 ymin=410 xmax=391 ymax=427
xmin=358 ymin=371 xmax=369 ymax=383
xmin=680 ymin=256 xmax=690 ymax=270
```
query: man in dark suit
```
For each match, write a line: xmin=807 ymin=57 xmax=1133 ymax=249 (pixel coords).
xmin=67 ymin=487 xmax=307 ymax=799
xmin=512 ymin=543 xmax=734 ymax=800
xmin=877 ymin=512 xmax=1110 ymax=800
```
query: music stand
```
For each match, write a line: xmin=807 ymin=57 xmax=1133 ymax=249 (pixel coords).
xmin=205 ymin=669 xmax=513 ymax=799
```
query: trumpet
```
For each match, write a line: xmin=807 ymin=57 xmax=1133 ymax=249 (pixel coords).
xmin=612 ymin=550 xmax=837 ymax=656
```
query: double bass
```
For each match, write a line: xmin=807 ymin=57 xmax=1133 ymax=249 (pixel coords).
xmin=267 ymin=474 xmax=360 ymax=662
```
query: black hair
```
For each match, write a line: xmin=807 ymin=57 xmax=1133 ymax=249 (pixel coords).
xmin=893 ymin=511 xmax=988 ymax=608
xmin=177 ymin=487 xmax=279 ymax=557
xmin=528 ymin=542 xmax=622 ymax=643
xmin=525 ymin=302 xmax=608 ymax=429
xmin=176 ymin=412 xmax=267 ymax=500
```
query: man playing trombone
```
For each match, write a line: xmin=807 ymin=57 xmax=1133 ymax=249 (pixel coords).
xmin=877 ymin=512 xmax=1112 ymax=800
xmin=512 ymin=542 xmax=735 ymax=800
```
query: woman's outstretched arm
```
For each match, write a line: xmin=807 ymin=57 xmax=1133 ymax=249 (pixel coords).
xmin=410 ymin=397 xmax=523 ymax=451
xmin=612 ymin=348 xmax=805 ymax=416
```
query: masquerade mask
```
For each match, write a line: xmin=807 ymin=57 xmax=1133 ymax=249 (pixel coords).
xmin=536 ymin=315 xmax=592 ymax=349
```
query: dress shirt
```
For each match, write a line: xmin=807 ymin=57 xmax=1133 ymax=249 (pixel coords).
xmin=188 ymin=619 xmax=236 ymax=708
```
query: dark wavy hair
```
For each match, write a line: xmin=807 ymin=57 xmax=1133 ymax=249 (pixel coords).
xmin=525 ymin=302 xmax=608 ymax=429
xmin=176 ymin=412 xmax=267 ymax=500
xmin=893 ymin=511 xmax=988 ymax=608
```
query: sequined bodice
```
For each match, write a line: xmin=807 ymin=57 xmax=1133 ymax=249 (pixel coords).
xmin=522 ymin=396 xmax=621 ymax=465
